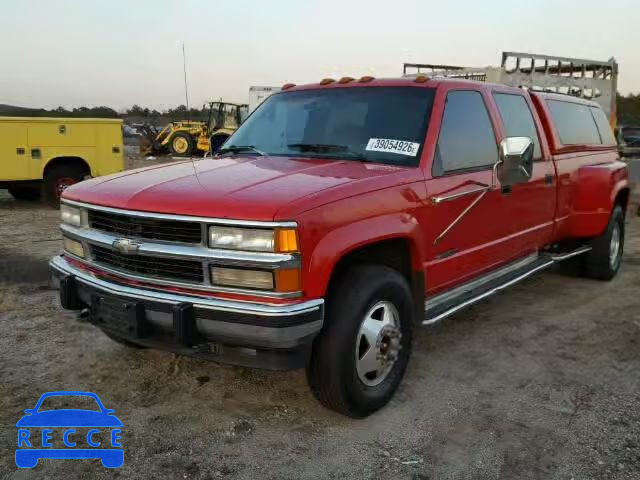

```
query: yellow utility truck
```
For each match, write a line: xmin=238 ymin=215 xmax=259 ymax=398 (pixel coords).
xmin=0 ymin=117 xmax=124 ymax=205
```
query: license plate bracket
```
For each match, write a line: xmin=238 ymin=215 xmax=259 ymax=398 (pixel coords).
xmin=90 ymin=294 xmax=147 ymax=339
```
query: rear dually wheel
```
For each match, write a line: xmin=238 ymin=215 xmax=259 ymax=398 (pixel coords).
xmin=582 ymin=205 xmax=625 ymax=280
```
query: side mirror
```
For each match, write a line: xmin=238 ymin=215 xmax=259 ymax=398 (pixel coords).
xmin=24 ymin=409 xmax=34 ymax=414
xmin=497 ymin=137 xmax=534 ymax=187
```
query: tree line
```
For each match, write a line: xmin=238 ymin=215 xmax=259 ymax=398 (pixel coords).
xmin=0 ymin=104 xmax=213 ymax=123
xmin=617 ymin=94 xmax=640 ymax=125
xmin=3 ymin=94 xmax=640 ymax=125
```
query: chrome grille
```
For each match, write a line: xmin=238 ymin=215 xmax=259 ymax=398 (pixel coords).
xmin=88 ymin=210 xmax=202 ymax=244
xmin=91 ymin=245 xmax=204 ymax=283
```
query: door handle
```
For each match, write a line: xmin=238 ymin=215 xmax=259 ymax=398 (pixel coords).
xmin=431 ymin=185 xmax=490 ymax=204
xmin=545 ymin=174 xmax=554 ymax=185
xmin=16 ymin=148 xmax=25 ymax=155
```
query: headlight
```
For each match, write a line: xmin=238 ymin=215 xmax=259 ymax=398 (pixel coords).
xmin=209 ymin=226 xmax=274 ymax=251
xmin=208 ymin=226 xmax=298 ymax=252
xmin=63 ymin=237 xmax=85 ymax=258
xmin=211 ymin=266 xmax=274 ymax=290
xmin=60 ymin=204 xmax=82 ymax=227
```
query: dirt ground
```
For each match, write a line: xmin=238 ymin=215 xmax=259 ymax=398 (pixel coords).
xmin=1 ymin=153 xmax=640 ymax=479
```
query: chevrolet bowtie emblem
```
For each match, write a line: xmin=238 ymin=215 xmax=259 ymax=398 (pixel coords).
xmin=111 ymin=238 xmax=141 ymax=255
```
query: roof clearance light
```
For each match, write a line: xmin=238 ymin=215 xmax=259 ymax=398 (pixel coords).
xmin=358 ymin=76 xmax=375 ymax=83
xmin=319 ymin=78 xmax=335 ymax=85
xmin=338 ymin=76 xmax=355 ymax=84
xmin=282 ymin=83 xmax=296 ymax=90
xmin=414 ymin=75 xmax=430 ymax=83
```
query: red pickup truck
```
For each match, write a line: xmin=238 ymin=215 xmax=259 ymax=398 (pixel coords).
xmin=51 ymin=76 xmax=629 ymax=417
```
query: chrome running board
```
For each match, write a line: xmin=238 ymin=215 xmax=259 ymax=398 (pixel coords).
xmin=423 ymin=246 xmax=591 ymax=326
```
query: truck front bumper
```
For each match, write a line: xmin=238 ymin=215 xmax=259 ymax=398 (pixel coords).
xmin=50 ymin=255 xmax=324 ymax=370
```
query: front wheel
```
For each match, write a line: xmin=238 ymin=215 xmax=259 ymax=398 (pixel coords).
xmin=306 ymin=265 xmax=413 ymax=417
xmin=169 ymin=132 xmax=195 ymax=157
xmin=582 ymin=205 xmax=625 ymax=280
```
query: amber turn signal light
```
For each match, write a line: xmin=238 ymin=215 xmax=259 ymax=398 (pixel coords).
xmin=275 ymin=268 xmax=301 ymax=293
xmin=275 ymin=228 xmax=298 ymax=253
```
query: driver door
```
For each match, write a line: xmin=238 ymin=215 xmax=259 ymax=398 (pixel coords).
xmin=423 ymin=87 xmax=528 ymax=294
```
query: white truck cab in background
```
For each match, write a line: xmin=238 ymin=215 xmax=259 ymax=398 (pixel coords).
xmin=248 ymin=86 xmax=281 ymax=114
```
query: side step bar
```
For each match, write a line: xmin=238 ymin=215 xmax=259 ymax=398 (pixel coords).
xmin=423 ymin=246 xmax=591 ymax=325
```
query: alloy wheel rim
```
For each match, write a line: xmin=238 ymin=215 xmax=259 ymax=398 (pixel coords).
xmin=610 ymin=223 xmax=621 ymax=269
xmin=354 ymin=301 xmax=402 ymax=387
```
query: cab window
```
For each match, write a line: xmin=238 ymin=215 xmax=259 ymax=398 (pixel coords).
xmin=493 ymin=93 xmax=542 ymax=160
xmin=434 ymin=90 xmax=498 ymax=175
xmin=546 ymin=100 xmax=601 ymax=145
xmin=590 ymin=107 xmax=616 ymax=146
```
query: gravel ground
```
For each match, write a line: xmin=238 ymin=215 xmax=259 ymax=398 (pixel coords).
xmin=1 ymin=153 xmax=639 ymax=479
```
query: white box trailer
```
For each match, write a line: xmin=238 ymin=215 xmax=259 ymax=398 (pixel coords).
xmin=248 ymin=86 xmax=281 ymax=114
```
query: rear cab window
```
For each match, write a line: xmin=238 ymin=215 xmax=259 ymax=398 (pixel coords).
xmin=589 ymin=107 xmax=616 ymax=145
xmin=545 ymin=99 xmax=615 ymax=147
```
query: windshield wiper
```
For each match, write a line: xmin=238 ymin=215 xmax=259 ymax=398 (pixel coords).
xmin=287 ymin=143 xmax=370 ymax=162
xmin=217 ymin=145 xmax=266 ymax=156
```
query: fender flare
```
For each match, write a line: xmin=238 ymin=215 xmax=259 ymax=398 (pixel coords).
xmin=610 ymin=179 xmax=630 ymax=211
xmin=305 ymin=213 xmax=425 ymax=298
xmin=570 ymin=161 xmax=629 ymax=237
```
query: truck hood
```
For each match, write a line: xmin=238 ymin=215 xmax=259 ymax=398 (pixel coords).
xmin=63 ymin=156 xmax=421 ymax=220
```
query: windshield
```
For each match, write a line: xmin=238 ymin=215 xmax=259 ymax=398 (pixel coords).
xmin=223 ymin=86 xmax=435 ymax=166
xmin=622 ymin=127 xmax=640 ymax=145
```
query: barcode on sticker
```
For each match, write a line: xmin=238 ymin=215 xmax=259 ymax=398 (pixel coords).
xmin=365 ymin=138 xmax=420 ymax=157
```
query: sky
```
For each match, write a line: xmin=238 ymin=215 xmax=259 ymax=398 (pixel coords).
xmin=0 ymin=0 xmax=638 ymax=111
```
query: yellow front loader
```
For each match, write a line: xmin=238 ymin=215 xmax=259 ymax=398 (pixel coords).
xmin=140 ymin=102 xmax=247 ymax=157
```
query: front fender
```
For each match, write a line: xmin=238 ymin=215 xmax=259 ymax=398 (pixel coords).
xmin=305 ymin=213 xmax=425 ymax=298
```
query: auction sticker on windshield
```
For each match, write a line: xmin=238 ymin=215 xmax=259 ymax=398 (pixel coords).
xmin=365 ymin=138 xmax=420 ymax=157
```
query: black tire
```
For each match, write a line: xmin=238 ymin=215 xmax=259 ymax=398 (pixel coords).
xmin=8 ymin=186 xmax=41 ymax=201
xmin=582 ymin=205 xmax=625 ymax=281
xmin=169 ymin=132 xmax=195 ymax=156
xmin=103 ymin=331 xmax=147 ymax=349
xmin=306 ymin=265 xmax=414 ymax=418
xmin=43 ymin=163 xmax=88 ymax=207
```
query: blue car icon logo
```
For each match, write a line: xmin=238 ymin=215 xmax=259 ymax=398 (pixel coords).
xmin=16 ymin=391 xmax=123 ymax=468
